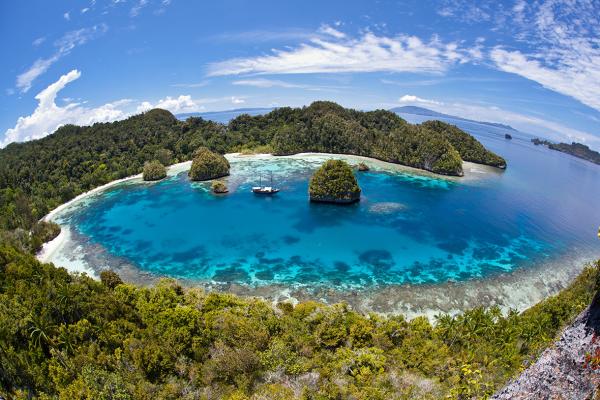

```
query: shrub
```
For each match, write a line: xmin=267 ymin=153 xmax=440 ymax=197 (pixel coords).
xmin=142 ymin=160 xmax=167 ymax=181
xmin=188 ymin=147 xmax=230 ymax=181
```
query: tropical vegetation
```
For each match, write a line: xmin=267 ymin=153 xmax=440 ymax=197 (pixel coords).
xmin=142 ymin=160 xmax=167 ymax=181
xmin=0 ymin=246 xmax=597 ymax=399
xmin=188 ymin=147 xmax=230 ymax=181
xmin=309 ymin=160 xmax=361 ymax=203
xmin=421 ymin=120 xmax=507 ymax=168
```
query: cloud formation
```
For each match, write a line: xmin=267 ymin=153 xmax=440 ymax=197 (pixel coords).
xmin=137 ymin=95 xmax=205 ymax=114
xmin=437 ymin=0 xmax=600 ymax=112
xmin=3 ymin=70 xmax=129 ymax=147
xmin=207 ymin=30 xmax=478 ymax=76
xmin=398 ymin=94 xmax=442 ymax=106
xmin=16 ymin=24 xmax=108 ymax=93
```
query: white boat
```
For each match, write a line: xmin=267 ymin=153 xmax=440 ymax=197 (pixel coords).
xmin=252 ymin=173 xmax=280 ymax=195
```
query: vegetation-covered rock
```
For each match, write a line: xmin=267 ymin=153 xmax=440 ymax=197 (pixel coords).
xmin=421 ymin=120 xmax=507 ymax=168
xmin=188 ymin=147 xmax=230 ymax=181
xmin=142 ymin=160 xmax=167 ymax=181
xmin=309 ymin=160 xmax=361 ymax=204
xmin=357 ymin=162 xmax=369 ymax=171
xmin=211 ymin=180 xmax=228 ymax=194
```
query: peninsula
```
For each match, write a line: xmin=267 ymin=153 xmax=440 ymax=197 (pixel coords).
xmin=532 ymin=138 xmax=600 ymax=165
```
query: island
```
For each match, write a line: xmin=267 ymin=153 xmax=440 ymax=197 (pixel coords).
xmin=188 ymin=147 xmax=230 ymax=181
xmin=211 ymin=180 xmax=228 ymax=194
xmin=309 ymin=159 xmax=361 ymax=204
xmin=532 ymin=138 xmax=600 ymax=165
xmin=357 ymin=162 xmax=369 ymax=171
xmin=142 ymin=160 xmax=167 ymax=181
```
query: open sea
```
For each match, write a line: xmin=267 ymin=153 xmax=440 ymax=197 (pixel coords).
xmin=49 ymin=115 xmax=600 ymax=292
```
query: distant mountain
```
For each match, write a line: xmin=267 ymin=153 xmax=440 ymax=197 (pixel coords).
xmin=177 ymin=107 xmax=275 ymax=123
xmin=391 ymin=106 xmax=518 ymax=132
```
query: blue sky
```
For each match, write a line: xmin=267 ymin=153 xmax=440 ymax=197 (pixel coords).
xmin=1 ymin=0 xmax=600 ymax=149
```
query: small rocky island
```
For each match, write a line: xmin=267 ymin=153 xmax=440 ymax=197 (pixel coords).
xmin=211 ymin=181 xmax=228 ymax=194
xmin=309 ymin=160 xmax=361 ymax=204
xmin=142 ymin=160 xmax=167 ymax=181
xmin=357 ymin=162 xmax=369 ymax=171
xmin=188 ymin=147 xmax=230 ymax=181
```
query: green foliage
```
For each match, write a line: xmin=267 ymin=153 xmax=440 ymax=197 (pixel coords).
xmin=421 ymin=120 xmax=506 ymax=168
xmin=188 ymin=147 xmax=230 ymax=181
xmin=309 ymin=160 xmax=361 ymax=203
xmin=100 ymin=270 xmax=123 ymax=289
xmin=0 ymin=245 xmax=597 ymax=399
xmin=142 ymin=160 xmax=166 ymax=181
xmin=211 ymin=180 xmax=228 ymax=194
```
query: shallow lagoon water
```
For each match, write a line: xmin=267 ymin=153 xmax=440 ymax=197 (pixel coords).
xmin=48 ymin=118 xmax=600 ymax=295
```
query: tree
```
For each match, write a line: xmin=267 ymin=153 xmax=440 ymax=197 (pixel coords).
xmin=99 ymin=270 xmax=123 ymax=289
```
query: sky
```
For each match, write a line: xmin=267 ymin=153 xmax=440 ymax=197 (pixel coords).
xmin=1 ymin=0 xmax=600 ymax=149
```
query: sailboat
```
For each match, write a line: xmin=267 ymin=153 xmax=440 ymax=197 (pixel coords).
xmin=252 ymin=172 xmax=280 ymax=194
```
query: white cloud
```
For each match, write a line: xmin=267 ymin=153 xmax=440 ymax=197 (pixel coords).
xmin=2 ymin=70 xmax=130 ymax=147
xmin=398 ymin=94 xmax=442 ymax=106
xmin=32 ymin=37 xmax=46 ymax=47
xmin=437 ymin=0 xmax=600 ymax=113
xmin=318 ymin=24 xmax=346 ymax=39
xmin=16 ymin=24 xmax=108 ymax=93
xmin=207 ymin=30 xmax=478 ymax=76
xmin=232 ymin=78 xmax=304 ymax=89
xmin=81 ymin=7 xmax=89 ymax=13
xmin=231 ymin=96 xmax=245 ymax=105
xmin=130 ymin=0 xmax=148 ymax=17
xmin=491 ymin=47 xmax=600 ymax=112
xmin=63 ymin=12 xmax=70 ymax=21
xmin=231 ymin=78 xmax=346 ymax=92
xmin=487 ymin=0 xmax=600 ymax=113
xmin=136 ymin=95 xmax=206 ymax=114
xmin=170 ymin=81 xmax=210 ymax=88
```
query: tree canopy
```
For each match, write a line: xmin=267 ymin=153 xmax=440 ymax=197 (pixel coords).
xmin=188 ymin=147 xmax=230 ymax=181
xmin=0 ymin=245 xmax=597 ymax=399
xmin=142 ymin=160 xmax=167 ymax=181
xmin=309 ymin=160 xmax=361 ymax=203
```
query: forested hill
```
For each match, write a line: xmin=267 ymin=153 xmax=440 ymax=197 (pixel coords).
xmin=532 ymin=139 xmax=600 ymax=165
xmin=0 ymin=101 xmax=504 ymax=235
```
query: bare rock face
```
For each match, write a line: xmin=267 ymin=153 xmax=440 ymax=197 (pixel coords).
xmin=493 ymin=295 xmax=600 ymax=400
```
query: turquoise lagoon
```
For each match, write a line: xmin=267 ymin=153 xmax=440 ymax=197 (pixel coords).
xmin=48 ymin=118 xmax=600 ymax=296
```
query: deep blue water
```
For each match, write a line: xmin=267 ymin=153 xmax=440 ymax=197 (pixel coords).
xmin=57 ymin=116 xmax=600 ymax=288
